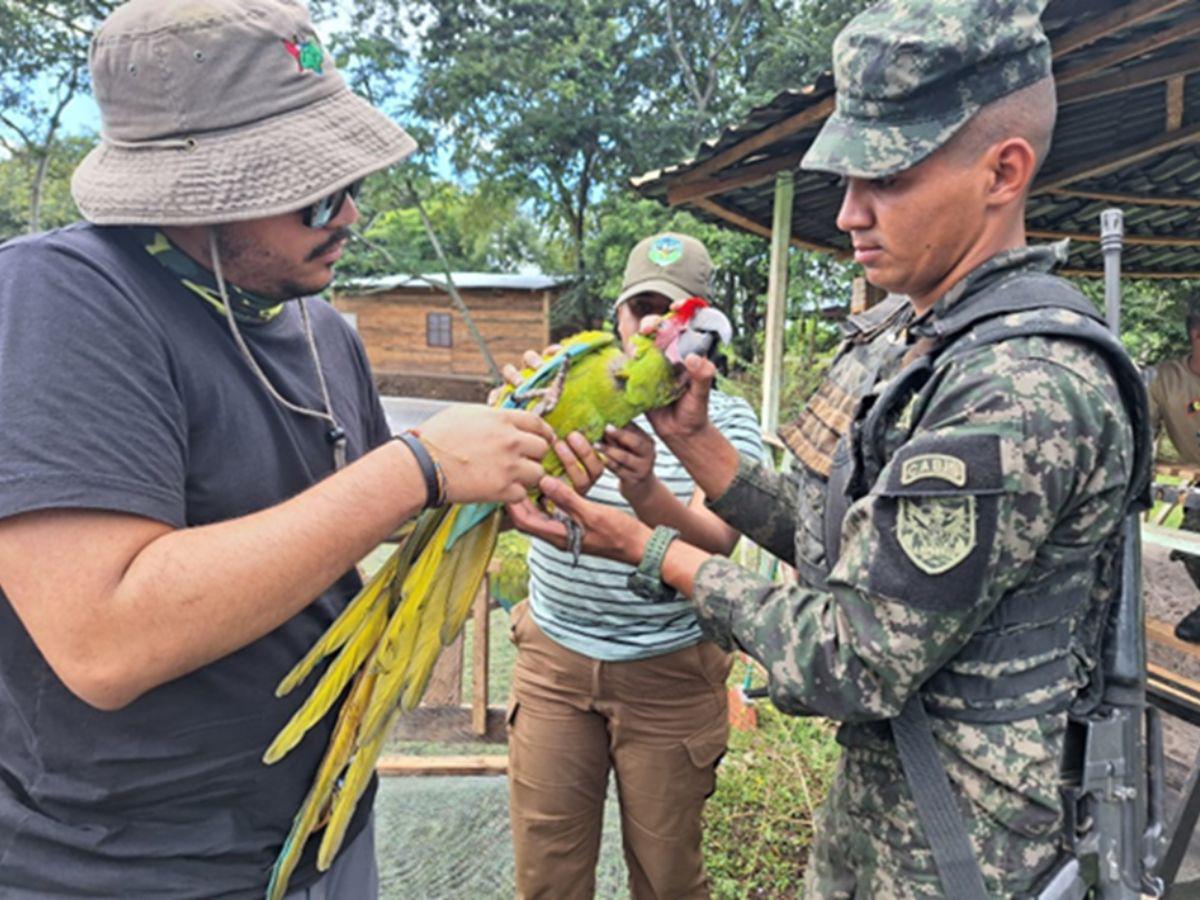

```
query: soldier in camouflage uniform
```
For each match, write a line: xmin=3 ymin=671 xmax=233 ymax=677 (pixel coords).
xmin=512 ymin=0 xmax=1150 ymax=897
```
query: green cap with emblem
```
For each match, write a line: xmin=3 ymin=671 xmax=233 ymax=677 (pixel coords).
xmin=801 ymin=0 xmax=1052 ymax=179
xmin=614 ymin=232 xmax=713 ymax=313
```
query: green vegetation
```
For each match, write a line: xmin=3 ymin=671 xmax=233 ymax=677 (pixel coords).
xmin=705 ymin=698 xmax=841 ymax=898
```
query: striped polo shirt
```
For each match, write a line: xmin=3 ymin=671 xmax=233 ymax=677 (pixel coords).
xmin=527 ymin=390 xmax=766 ymax=661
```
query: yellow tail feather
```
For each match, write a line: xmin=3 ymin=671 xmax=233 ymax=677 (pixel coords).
xmin=265 ymin=666 xmax=378 ymax=900
xmin=316 ymin=705 xmax=397 ymax=871
xmin=262 ymin=598 xmax=388 ymax=765
xmin=274 ymin=551 xmax=399 ymax=698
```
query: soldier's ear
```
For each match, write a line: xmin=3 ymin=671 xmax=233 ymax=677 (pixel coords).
xmin=986 ymin=137 xmax=1037 ymax=207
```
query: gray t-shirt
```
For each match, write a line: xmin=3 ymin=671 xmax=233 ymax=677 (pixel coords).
xmin=0 ymin=224 xmax=390 ymax=898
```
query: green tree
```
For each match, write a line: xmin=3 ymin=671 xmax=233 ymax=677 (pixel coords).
xmin=0 ymin=133 xmax=92 ymax=240
xmin=0 ymin=0 xmax=112 ymax=234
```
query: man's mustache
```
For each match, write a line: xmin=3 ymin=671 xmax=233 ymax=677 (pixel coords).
xmin=307 ymin=227 xmax=352 ymax=262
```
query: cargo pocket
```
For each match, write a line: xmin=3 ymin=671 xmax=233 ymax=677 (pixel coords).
xmin=505 ymin=697 xmax=520 ymax=734
xmin=693 ymin=640 xmax=734 ymax=688
xmin=683 ymin=718 xmax=730 ymax=799
xmin=508 ymin=600 xmax=528 ymax=646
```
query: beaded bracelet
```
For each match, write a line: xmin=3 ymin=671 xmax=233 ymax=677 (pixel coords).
xmin=393 ymin=431 xmax=446 ymax=508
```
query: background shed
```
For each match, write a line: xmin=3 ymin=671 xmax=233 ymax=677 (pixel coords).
xmin=334 ymin=273 xmax=572 ymax=401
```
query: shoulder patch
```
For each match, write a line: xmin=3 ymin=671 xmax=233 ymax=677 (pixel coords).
xmin=896 ymin=495 xmax=975 ymax=574
xmin=865 ymin=432 xmax=1004 ymax=611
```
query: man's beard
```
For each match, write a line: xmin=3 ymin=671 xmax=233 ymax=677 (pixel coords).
xmin=214 ymin=225 xmax=350 ymax=301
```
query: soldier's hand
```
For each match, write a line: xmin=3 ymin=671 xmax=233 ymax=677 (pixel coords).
xmin=416 ymin=406 xmax=553 ymax=504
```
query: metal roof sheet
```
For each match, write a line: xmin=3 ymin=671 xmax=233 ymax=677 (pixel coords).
xmin=339 ymin=272 xmax=573 ymax=294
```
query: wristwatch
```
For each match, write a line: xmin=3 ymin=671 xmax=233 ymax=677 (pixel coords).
xmin=627 ymin=526 xmax=681 ymax=601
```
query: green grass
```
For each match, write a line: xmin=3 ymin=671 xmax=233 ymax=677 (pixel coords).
xmin=704 ymin=676 xmax=840 ymax=899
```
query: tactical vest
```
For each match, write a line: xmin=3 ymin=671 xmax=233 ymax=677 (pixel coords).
xmin=818 ymin=272 xmax=1151 ymax=724
xmin=778 ymin=293 xmax=913 ymax=590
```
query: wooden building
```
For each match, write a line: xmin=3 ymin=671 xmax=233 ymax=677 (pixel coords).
xmin=334 ymin=273 xmax=571 ymax=401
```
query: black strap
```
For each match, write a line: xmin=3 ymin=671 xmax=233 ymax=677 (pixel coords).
xmin=891 ymin=695 xmax=990 ymax=900
xmin=393 ymin=431 xmax=442 ymax=509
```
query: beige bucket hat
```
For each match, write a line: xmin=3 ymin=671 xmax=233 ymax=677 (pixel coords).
xmin=613 ymin=233 xmax=713 ymax=313
xmin=71 ymin=0 xmax=417 ymax=226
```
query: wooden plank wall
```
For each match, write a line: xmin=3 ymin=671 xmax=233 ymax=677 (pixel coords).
xmin=335 ymin=288 xmax=555 ymax=378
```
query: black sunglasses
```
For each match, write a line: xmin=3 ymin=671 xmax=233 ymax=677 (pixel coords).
xmin=301 ymin=179 xmax=363 ymax=228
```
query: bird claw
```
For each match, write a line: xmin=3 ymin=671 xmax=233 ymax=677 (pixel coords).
xmin=520 ymin=358 xmax=570 ymax=417
xmin=548 ymin=507 xmax=585 ymax=565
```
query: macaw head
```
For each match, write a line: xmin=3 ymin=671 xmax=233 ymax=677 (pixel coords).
xmin=651 ymin=297 xmax=733 ymax=365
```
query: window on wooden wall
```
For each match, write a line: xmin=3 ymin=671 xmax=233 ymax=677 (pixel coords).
xmin=426 ymin=312 xmax=452 ymax=348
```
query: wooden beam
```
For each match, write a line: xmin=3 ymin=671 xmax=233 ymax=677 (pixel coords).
xmin=376 ymin=754 xmax=508 ymax=777
xmin=1061 ymin=268 xmax=1200 ymax=279
xmin=677 ymin=95 xmax=835 ymax=186
xmin=691 ymin=197 xmax=851 ymax=258
xmin=1028 ymin=228 xmax=1200 ymax=247
xmin=666 ymin=151 xmax=805 ymax=206
xmin=1034 ymin=120 xmax=1200 ymax=192
xmin=1167 ymin=74 xmax=1186 ymax=131
xmin=1147 ymin=617 xmax=1200 ymax=664
xmin=1048 ymin=187 xmax=1200 ymax=208
xmin=1156 ymin=462 xmax=1200 ymax=480
xmin=1055 ymin=13 xmax=1200 ymax=86
xmin=1058 ymin=47 xmax=1200 ymax=106
xmin=761 ymin=172 xmax=794 ymax=437
xmin=1050 ymin=0 xmax=1191 ymax=59
xmin=390 ymin=705 xmax=507 ymax=743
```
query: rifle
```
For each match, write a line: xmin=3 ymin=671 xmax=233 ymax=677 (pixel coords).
xmin=1033 ymin=208 xmax=1166 ymax=900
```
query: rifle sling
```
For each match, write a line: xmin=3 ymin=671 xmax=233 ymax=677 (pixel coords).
xmin=891 ymin=695 xmax=990 ymax=899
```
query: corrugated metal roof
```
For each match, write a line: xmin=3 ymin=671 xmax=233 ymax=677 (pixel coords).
xmin=339 ymin=272 xmax=574 ymax=294
xmin=633 ymin=0 xmax=1200 ymax=279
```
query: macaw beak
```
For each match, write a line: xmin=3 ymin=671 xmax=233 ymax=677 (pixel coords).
xmin=668 ymin=306 xmax=733 ymax=364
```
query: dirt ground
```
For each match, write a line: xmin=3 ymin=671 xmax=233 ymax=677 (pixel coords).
xmin=1142 ymin=542 xmax=1200 ymax=885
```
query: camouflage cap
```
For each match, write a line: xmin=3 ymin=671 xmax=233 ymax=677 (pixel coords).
xmin=802 ymin=0 xmax=1052 ymax=179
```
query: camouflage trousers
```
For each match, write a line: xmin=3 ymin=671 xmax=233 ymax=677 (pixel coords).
xmin=802 ymin=744 xmax=1060 ymax=899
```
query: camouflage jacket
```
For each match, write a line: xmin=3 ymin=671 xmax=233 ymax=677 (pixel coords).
xmin=693 ymin=244 xmax=1136 ymax=891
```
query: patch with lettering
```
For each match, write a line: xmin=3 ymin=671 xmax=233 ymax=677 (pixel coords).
xmin=900 ymin=453 xmax=966 ymax=488
xmin=896 ymin=495 xmax=976 ymax=574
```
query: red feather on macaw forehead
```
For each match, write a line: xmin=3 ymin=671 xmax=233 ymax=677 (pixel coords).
xmin=672 ymin=297 xmax=708 ymax=322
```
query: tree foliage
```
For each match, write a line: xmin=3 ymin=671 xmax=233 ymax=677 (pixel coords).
xmin=0 ymin=0 xmax=112 ymax=233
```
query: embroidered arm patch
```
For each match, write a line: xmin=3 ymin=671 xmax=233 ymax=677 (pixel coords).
xmin=867 ymin=433 xmax=1004 ymax=612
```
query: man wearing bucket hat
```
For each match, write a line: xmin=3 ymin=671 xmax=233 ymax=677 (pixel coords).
xmin=0 ymin=0 xmax=554 ymax=896
xmin=512 ymin=1 xmax=1149 ymax=897
xmin=507 ymin=232 xmax=764 ymax=899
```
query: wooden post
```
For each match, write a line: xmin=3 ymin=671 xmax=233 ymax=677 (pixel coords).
xmin=471 ymin=572 xmax=492 ymax=737
xmin=761 ymin=171 xmax=795 ymax=437
xmin=421 ymin=632 xmax=464 ymax=707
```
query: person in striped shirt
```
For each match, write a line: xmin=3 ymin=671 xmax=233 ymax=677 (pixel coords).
xmin=506 ymin=233 xmax=766 ymax=899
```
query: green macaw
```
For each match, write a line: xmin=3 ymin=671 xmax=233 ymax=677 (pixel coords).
xmin=261 ymin=298 xmax=732 ymax=899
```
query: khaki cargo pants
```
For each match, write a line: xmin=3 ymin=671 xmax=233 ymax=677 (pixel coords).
xmin=506 ymin=601 xmax=731 ymax=900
